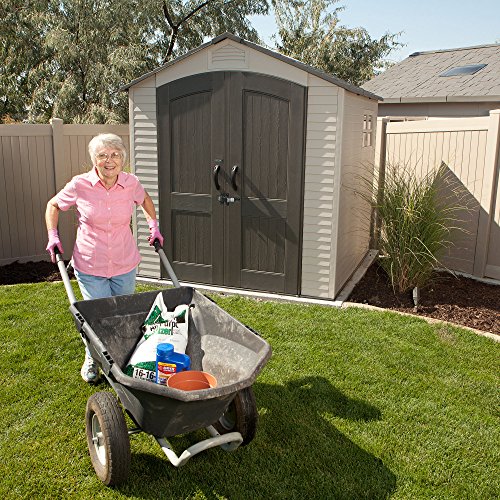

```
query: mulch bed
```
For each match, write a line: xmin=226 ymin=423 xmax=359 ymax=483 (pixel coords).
xmin=1 ymin=259 xmax=498 ymax=335
xmin=348 ymin=261 xmax=499 ymax=335
xmin=0 ymin=260 xmax=73 ymax=285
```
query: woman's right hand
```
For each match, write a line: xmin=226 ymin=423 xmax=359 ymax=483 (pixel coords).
xmin=46 ymin=229 xmax=64 ymax=263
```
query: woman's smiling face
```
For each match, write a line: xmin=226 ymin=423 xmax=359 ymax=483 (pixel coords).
xmin=94 ymin=147 xmax=124 ymax=185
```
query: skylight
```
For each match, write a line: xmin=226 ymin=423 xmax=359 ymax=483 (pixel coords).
xmin=439 ymin=64 xmax=487 ymax=77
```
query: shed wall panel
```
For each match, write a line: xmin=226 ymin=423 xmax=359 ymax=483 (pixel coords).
xmin=130 ymin=81 xmax=161 ymax=277
xmin=333 ymin=92 xmax=378 ymax=295
xmin=127 ymin=42 xmax=379 ymax=298
xmin=155 ymin=39 xmax=309 ymax=88
xmin=300 ymin=75 xmax=341 ymax=298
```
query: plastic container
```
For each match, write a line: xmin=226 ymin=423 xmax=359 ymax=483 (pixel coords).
xmin=167 ymin=371 xmax=217 ymax=391
xmin=156 ymin=343 xmax=191 ymax=385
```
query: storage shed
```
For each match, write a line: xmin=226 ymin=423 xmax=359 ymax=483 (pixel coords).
xmin=124 ymin=33 xmax=380 ymax=300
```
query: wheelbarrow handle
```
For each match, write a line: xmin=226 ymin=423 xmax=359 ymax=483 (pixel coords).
xmin=54 ymin=247 xmax=77 ymax=305
xmin=153 ymin=239 xmax=181 ymax=289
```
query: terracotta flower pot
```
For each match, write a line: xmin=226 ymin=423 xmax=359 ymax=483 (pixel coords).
xmin=167 ymin=370 xmax=217 ymax=391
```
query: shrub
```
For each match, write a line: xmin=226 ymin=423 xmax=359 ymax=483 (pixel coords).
xmin=373 ymin=161 xmax=467 ymax=294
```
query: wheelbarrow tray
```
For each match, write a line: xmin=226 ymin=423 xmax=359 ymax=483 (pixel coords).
xmin=69 ymin=286 xmax=271 ymax=438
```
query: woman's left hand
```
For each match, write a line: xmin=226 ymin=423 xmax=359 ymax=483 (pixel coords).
xmin=147 ymin=219 xmax=164 ymax=246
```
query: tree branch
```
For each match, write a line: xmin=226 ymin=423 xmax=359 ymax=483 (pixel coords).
xmin=161 ymin=0 xmax=234 ymax=63
xmin=178 ymin=0 xmax=214 ymax=26
xmin=162 ymin=0 xmax=176 ymax=29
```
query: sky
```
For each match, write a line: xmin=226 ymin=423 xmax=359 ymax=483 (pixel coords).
xmin=250 ymin=0 xmax=500 ymax=63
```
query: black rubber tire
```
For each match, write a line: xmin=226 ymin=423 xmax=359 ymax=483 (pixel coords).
xmin=85 ymin=391 xmax=131 ymax=486
xmin=213 ymin=387 xmax=258 ymax=446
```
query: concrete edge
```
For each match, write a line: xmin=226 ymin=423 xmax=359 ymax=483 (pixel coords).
xmin=136 ymin=276 xmax=344 ymax=308
xmin=136 ymin=275 xmax=498 ymax=342
xmin=334 ymin=249 xmax=379 ymax=303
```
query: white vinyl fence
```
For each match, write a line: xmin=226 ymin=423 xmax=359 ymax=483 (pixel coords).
xmin=0 ymin=119 xmax=129 ymax=265
xmin=374 ymin=110 xmax=500 ymax=280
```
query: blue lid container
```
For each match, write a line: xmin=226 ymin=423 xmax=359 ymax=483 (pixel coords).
xmin=156 ymin=343 xmax=191 ymax=385
xmin=157 ymin=343 xmax=174 ymax=358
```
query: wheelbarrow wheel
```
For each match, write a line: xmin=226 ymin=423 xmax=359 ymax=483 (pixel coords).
xmin=85 ymin=391 xmax=131 ymax=486
xmin=213 ymin=387 xmax=258 ymax=446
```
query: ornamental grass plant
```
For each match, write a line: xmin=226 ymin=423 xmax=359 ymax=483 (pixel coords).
xmin=373 ymin=161 xmax=468 ymax=294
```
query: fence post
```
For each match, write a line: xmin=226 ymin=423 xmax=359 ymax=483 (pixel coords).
xmin=473 ymin=109 xmax=500 ymax=277
xmin=370 ymin=117 xmax=388 ymax=248
xmin=50 ymin=118 xmax=65 ymax=191
xmin=50 ymin=117 xmax=74 ymax=256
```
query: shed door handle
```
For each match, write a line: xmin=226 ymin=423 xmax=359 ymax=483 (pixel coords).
xmin=231 ymin=165 xmax=238 ymax=191
xmin=213 ymin=164 xmax=221 ymax=191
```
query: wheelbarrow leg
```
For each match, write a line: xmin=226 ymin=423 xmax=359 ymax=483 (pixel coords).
xmin=155 ymin=430 xmax=243 ymax=468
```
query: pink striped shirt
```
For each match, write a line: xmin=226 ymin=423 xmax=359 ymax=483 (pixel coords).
xmin=56 ymin=168 xmax=145 ymax=278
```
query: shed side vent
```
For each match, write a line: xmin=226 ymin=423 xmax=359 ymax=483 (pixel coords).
xmin=209 ymin=43 xmax=248 ymax=69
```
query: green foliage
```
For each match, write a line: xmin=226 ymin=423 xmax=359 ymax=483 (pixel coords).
xmin=159 ymin=0 xmax=268 ymax=61
xmin=273 ymin=0 xmax=402 ymax=86
xmin=0 ymin=282 xmax=499 ymax=498
xmin=374 ymin=162 xmax=469 ymax=293
xmin=0 ymin=0 xmax=268 ymax=124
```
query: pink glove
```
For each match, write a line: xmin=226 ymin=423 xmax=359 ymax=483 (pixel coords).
xmin=148 ymin=219 xmax=164 ymax=247
xmin=46 ymin=229 xmax=64 ymax=263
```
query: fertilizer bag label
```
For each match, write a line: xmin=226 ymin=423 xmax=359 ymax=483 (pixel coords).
xmin=125 ymin=293 xmax=189 ymax=380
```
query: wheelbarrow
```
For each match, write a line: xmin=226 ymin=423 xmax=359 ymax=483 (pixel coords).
xmin=54 ymin=243 xmax=272 ymax=486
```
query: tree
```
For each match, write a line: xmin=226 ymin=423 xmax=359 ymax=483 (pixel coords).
xmin=273 ymin=0 xmax=402 ymax=86
xmin=1 ymin=0 xmax=268 ymax=124
xmin=160 ymin=0 xmax=268 ymax=62
xmin=0 ymin=1 xmax=53 ymax=122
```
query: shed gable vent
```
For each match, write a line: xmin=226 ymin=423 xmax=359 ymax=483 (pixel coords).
xmin=210 ymin=43 xmax=247 ymax=69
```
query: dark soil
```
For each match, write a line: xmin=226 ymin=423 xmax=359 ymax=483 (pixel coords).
xmin=0 ymin=260 xmax=74 ymax=285
xmin=1 ymin=259 xmax=498 ymax=335
xmin=348 ymin=261 xmax=499 ymax=335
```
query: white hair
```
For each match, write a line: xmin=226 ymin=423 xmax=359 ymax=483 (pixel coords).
xmin=88 ymin=133 xmax=127 ymax=163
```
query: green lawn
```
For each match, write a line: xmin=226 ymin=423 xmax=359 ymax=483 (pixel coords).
xmin=0 ymin=281 xmax=498 ymax=499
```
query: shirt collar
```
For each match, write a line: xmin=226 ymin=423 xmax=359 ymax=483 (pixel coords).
xmin=88 ymin=167 xmax=127 ymax=188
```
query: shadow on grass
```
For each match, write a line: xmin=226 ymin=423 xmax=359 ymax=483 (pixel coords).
xmin=115 ymin=376 xmax=396 ymax=499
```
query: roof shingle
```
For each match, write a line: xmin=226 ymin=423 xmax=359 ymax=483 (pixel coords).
xmin=362 ymin=44 xmax=500 ymax=103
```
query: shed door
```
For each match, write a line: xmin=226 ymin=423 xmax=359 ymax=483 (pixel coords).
xmin=157 ymin=72 xmax=305 ymax=294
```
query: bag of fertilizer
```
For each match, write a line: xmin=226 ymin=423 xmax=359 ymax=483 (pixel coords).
xmin=124 ymin=293 xmax=189 ymax=381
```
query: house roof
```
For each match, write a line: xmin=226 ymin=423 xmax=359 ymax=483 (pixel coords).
xmin=362 ymin=44 xmax=500 ymax=103
xmin=122 ymin=32 xmax=381 ymax=101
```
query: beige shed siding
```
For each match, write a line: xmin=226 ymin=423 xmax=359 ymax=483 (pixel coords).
xmin=130 ymin=78 xmax=161 ymax=278
xmin=378 ymin=101 xmax=500 ymax=118
xmin=156 ymin=39 xmax=309 ymax=88
xmin=332 ymin=92 xmax=378 ymax=294
xmin=300 ymin=75 xmax=339 ymax=297
xmin=128 ymin=39 xmax=381 ymax=297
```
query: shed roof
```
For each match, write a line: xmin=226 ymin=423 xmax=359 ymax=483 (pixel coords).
xmin=362 ymin=44 xmax=500 ymax=103
xmin=122 ymin=32 xmax=381 ymax=101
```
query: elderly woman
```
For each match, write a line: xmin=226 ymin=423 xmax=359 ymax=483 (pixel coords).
xmin=45 ymin=133 xmax=164 ymax=383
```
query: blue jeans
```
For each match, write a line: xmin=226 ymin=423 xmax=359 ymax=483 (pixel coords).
xmin=74 ymin=268 xmax=137 ymax=300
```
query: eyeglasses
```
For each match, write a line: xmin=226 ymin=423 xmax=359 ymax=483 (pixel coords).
xmin=95 ymin=152 xmax=123 ymax=162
